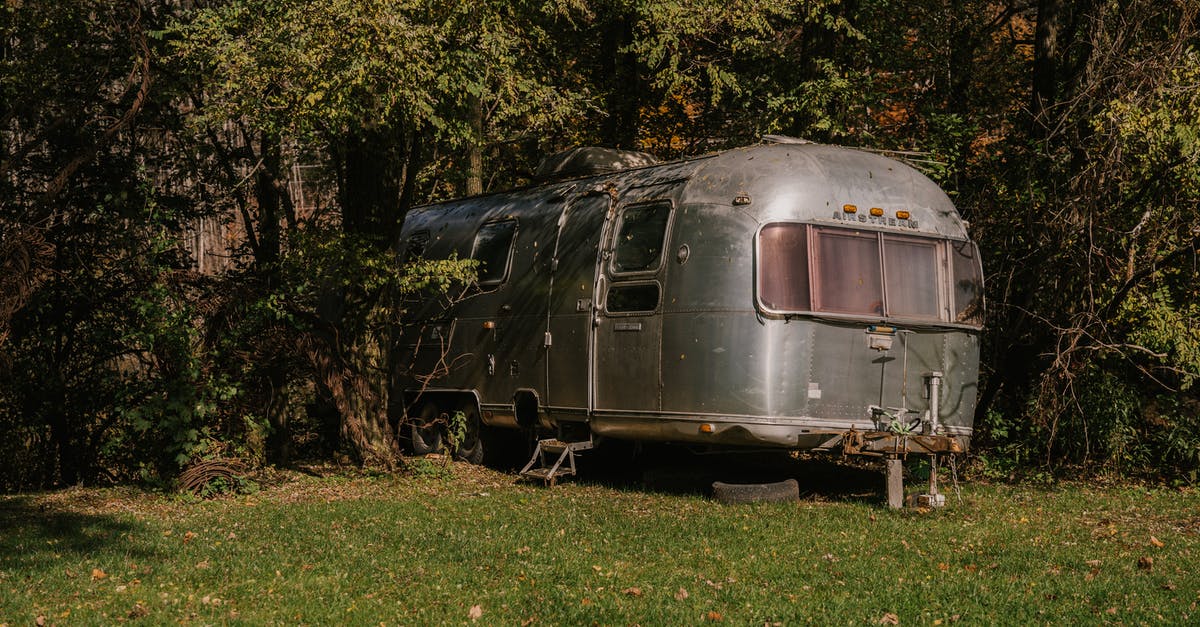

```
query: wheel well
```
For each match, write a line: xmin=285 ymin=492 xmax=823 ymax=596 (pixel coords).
xmin=512 ymin=389 xmax=540 ymax=428
xmin=403 ymin=391 xmax=480 ymax=421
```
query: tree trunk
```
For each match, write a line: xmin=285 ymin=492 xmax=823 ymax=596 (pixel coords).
xmin=1031 ymin=0 xmax=1065 ymax=136
xmin=324 ymin=123 xmax=422 ymax=467
xmin=465 ymin=96 xmax=484 ymax=196
xmin=600 ymin=13 xmax=640 ymax=149
xmin=255 ymin=136 xmax=293 ymax=466
xmin=338 ymin=126 xmax=410 ymax=247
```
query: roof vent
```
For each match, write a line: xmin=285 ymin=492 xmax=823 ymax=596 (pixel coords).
xmin=761 ymin=134 xmax=813 ymax=145
xmin=534 ymin=147 xmax=658 ymax=182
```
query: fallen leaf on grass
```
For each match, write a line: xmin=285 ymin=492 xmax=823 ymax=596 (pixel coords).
xmin=521 ymin=617 xmax=535 ymax=626
xmin=468 ymin=604 xmax=483 ymax=621
xmin=516 ymin=546 xmax=530 ymax=555
xmin=1106 ymin=607 xmax=1117 ymax=615
xmin=622 ymin=587 xmax=643 ymax=597
xmin=128 ymin=603 xmax=149 ymax=619
xmin=183 ymin=531 xmax=196 ymax=544
xmin=1162 ymin=582 xmax=1177 ymax=591
xmin=879 ymin=612 xmax=900 ymax=624
xmin=706 ymin=610 xmax=723 ymax=621
xmin=1150 ymin=536 xmax=1164 ymax=548
xmin=35 ymin=616 xmax=45 ymax=626
xmin=675 ymin=588 xmax=689 ymax=601
xmin=1138 ymin=556 xmax=1153 ymax=571
xmin=91 ymin=568 xmax=108 ymax=580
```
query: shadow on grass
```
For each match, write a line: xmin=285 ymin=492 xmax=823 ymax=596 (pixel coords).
xmin=572 ymin=441 xmax=886 ymax=504
xmin=0 ymin=495 xmax=158 ymax=572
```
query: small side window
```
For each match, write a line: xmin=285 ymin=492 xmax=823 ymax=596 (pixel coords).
xmin=951 ymin=240 xmax=984 ymax=325
xmin=606 ymin=283 xmax=660 ymax=313
xmin=471 ymin=219 xmax=517 ymax=286
xmin=612 ymin=202 xmax=672 ymax=274
xmin=404 ymin=230 xmax=430 ymax=262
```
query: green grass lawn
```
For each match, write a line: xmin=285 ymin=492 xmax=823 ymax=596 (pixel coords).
xmin=2 ymin=457 xmax=1197 ymax=625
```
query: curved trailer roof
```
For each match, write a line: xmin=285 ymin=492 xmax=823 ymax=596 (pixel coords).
xmin=404 ymin=140 xmax=970 ymax=242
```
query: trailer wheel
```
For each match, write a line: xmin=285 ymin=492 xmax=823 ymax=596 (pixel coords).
xmin=453 ymin=401 xmax=485 ymax=465
xmin=409 ymin=401 xmax=444 ymax=456
xmin=711 ymin=479 xmax=799 ymax=504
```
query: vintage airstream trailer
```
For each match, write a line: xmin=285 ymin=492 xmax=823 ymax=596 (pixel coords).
xmin=394 ymin=137 xmax=983 ymax=500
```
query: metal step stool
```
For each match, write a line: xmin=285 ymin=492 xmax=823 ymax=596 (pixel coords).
xmin=519 ymin=437 xmax=593 ymax=485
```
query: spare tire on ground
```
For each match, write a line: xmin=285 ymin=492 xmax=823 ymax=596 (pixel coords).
xmin=711 ymin=478 xmax=800 ymax=504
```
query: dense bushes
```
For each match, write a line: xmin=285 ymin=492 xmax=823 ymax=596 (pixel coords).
xmin=1 ymin=0 xmax=1196 ymax=489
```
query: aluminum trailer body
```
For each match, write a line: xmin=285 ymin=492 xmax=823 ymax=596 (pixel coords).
xmin=394 ymin=140 xmax=983 ymax=462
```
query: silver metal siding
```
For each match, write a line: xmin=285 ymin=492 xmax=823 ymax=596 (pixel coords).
xmin=395 ymin=142 xmax=981 ymax=448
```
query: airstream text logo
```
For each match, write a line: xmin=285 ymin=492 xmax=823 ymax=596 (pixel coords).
xmin=831 ymin=211 xmax=919 ymax=229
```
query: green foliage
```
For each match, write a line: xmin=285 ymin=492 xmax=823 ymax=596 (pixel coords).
xmin=3 ymin=0 xmax=1198 ymax=488
xmin=171 ymin=0 xmax=589 ymax=160
xmin=407 ymin=456 xmax=454 ymax=480
xmin=442 ymin=410 xmax=468 ymax=459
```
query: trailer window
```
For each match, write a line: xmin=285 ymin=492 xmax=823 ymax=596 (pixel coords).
xmin=404 ymin=230 xmax=430 ymax=262
xmin=612 ymin=202 xmax=671 ymax=274
xmin=812 ymin=228 xmax=883 ymax=315
xmin=757 ymin=224 xmax=979 ymax=325
xmin=882 ymin=236 xmax=939 ymax=318
xmin=758 ymin=223 xmax=811 ymax=311
xmin=951 ymin=240 xmax=984 ymax=324
xmin=471 ymin=219 xmax=517 ymax=286
xmin=606 ymin=283 xmax=660 ymax=313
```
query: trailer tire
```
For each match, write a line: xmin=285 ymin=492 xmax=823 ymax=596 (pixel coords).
xmin=409 ymin=402 xmax=444 ymax=456
xmin=453 ymin=401 xmax=485 ymax=465
xmin=711 ymin=479 xmax=799 ymax=504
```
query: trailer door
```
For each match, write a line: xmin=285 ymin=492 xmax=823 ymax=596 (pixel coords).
xmin=593 ymin=200 xmax=673 ymax=412
xmin=544 ymin=191 xmax=609 ymax=414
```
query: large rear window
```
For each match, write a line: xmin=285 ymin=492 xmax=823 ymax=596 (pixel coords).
xmin=757 ymin=223 xmax=981 ymax=326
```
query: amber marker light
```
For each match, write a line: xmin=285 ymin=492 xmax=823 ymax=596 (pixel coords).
xmin=842 ymin=204 xmax=858 ymax=213
xmin=699 ymin=423 xmax=715 ymax=434
xmin=870 ymin=207 xmax=884 ymax=216
xmin=483 ymin=321 xmax=496 ymax=329
xmin=896 ymin=210 xmax=911 ymax=219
